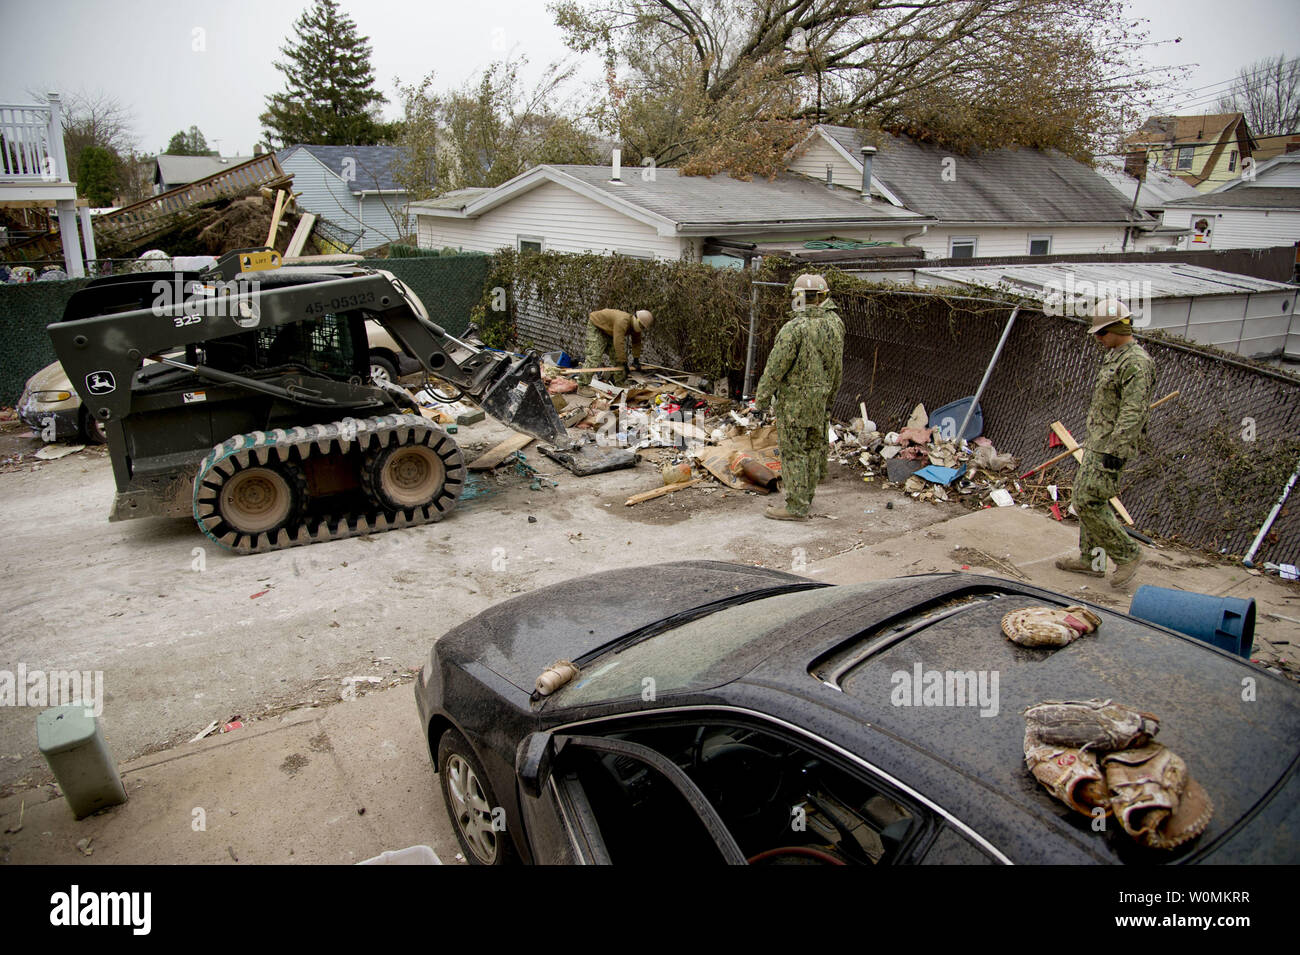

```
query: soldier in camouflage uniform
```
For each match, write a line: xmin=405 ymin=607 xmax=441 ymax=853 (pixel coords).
xmin=579 ymin=309 xmax=653 ymax=386
xmin=754 ymin=274 xmax=845 ymax=521
xmin=1055 ymin=299 xmax=1156 ymax=590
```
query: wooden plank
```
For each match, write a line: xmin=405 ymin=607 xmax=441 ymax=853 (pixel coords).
xmin=264 ymin=189 xmax=286 ymax=248
xmin=285 ymin=212 xmax=315 ymax=257
xmin=1050 ymin=420 xmax=1134 ymax=525
xmin=467 ymin=433 xmax=534 ymax=471
xmin=625 ymin=479 xmax=703 ymax=506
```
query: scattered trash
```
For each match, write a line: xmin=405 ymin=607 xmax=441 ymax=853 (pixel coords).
xmin=189 ymin=721 xmax=220 ymax=742
xmin=75 ymin=837 xmax=94 ymax=856
xmin=249 ymin=589 xmax=270 ymax=599
xmin=34 ymin=444 xmax=84 ymax=460
xmin=990 ymin=489 xmax=1015 ymax=507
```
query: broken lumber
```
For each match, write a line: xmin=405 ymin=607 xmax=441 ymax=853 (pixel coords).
xmin=1048 ymin=421 xmax=1133 ymax=525
xmin=1020 ymin=391 xmax=1181 ymax=479
xmin=625 ymin=479 xmax=703 ymax=506
xmin=285 ymin=212 xmax=316 ymax=257
xmin=264 ymin=189 xmax=286 ymax=247
xmin=467 ymin=433 xmax=534 ymax=470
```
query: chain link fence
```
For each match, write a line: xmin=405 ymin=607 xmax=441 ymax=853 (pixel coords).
xmin=501 ymin=252 xmax=1299 ymax=565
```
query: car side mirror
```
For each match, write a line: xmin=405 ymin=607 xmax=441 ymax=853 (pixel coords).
xmin=516 ymin=732 xmax=555 ymax=799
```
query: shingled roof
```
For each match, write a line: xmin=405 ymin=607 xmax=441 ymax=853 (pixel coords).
xmin=812 ymin=125 xmax=1139 ymax=225
xmin=276 ymin=145 xmax=405 ymax=193
xmin=410 ymin=163 xmax=929 ymax=233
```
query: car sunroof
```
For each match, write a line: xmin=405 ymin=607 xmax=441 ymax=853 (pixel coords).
xmin=808 ymin=587 xmax=1035 ymax=689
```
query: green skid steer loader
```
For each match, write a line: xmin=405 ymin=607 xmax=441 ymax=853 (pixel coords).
xmin=48 ymin=248 xmax=567 ymax=555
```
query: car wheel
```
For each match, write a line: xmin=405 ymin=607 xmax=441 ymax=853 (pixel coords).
xmin=369 ymin=354 xmax=397 ymax=385
xmin=79 ymin=406 xmax=107 ymax=445
xmin=437 ymin=729 xmax=513 ymax=865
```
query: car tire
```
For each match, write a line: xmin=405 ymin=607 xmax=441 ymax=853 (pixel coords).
xmin=369 ymin=354 xmax=397 ymax=385
xmin=79 ymin=406 xmax=107 ymax=445
xmin=437 ymin=729 xmax=514 ymax=866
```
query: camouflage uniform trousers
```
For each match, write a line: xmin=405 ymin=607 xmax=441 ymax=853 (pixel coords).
xmin=778 ymin=412 xmax=829 ymax=517
xmin=1074 ymin=451 xmax=1139 ymax=569
xmin=579 ymin=324 xmax=626 ymax=386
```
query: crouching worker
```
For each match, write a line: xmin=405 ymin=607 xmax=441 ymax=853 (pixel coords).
xmin=579 ymin=308 xmax=653 ymax=386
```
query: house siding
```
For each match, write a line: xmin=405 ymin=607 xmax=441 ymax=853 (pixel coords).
xmin=788 ymin=139 xmax=863 ymax=192
xmin=416 ymin=181 xmax=687 ymax=259
xmin=279 ymin=150 xmax=400 ymax=252
xmin=1173 ymin=208 xmax=1300 ymax=250
xmin=910 ymin=226 xmax=1127 ymax=258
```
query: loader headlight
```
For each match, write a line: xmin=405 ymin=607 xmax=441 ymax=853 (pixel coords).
xmin=31 ymin=391 xmax=73 ymax=402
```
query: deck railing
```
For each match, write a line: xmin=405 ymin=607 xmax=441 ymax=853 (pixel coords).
xmin=0 ymin=94 xmax=69 ymax=182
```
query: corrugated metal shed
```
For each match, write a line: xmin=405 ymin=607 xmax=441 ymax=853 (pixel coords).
xmin=913 ymin=262 xmax=1297 ymax=298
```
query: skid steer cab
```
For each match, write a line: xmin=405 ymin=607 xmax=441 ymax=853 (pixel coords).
xmin=47 ymin=248 xmax=566 ymax=555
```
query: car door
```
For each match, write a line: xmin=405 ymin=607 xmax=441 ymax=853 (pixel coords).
xmin=515 ymin=710 xmax=971 ymax=865
xmin=516 ymin=732 xmax=748 ymax=865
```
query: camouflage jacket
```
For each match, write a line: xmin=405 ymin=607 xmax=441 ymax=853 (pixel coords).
xmin=588 ymin=308 xmax=643 ymax=364
xmin=754 ymin=303 xmax=844 ymax=423
xmin=1086 ymin=341 xmax=1156 ymax=461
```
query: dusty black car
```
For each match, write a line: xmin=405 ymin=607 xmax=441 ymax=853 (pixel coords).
xmin=414 ymin=561 xmax=1300 ymax=865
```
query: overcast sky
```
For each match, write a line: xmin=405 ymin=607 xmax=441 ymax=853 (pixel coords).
xmin=1 ymin=0 xmax=1296 ymax=156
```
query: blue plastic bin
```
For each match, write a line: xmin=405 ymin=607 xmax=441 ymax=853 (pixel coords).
xmin=928 ymin=397 xmax=983 ymax=442
xmin=1128 ymin=586 xmax=1255 ymax=659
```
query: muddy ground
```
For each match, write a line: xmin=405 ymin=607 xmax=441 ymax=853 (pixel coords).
xmin=0 ymin=414 xmax=963 ymax=793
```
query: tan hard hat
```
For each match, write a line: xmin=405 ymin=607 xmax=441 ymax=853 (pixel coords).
xmin=1087 ymin=298 xmax=1133 ymax=335
xmin=793 ymin=273 xmax=829 ymax=294
xmin=635 ymin=309 xmax=654 ymax=329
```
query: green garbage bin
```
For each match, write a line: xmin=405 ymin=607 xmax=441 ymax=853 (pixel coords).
xmin=36 ymin=704 xmax=127 ymax=819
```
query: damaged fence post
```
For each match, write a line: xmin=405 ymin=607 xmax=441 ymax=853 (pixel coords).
xmin=957 ymin=306 xmax=1019 ymax=443
xmin=1243 ymin=455 xmax=1300 ymax=568
xmin=742 ymin=255 xmax=760 ymax=399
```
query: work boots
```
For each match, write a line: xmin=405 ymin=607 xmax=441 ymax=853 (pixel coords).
xmin=1110 ymin=553 xmax=1144 ymax=590
xmin=1054 ymin=556 xmax=1104 ymax=578
xmin=764 ymin=505 xmax=808 ymax=522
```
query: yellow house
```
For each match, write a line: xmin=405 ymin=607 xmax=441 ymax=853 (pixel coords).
xmin=1124 ymin=113 xmax=1257 ymax=193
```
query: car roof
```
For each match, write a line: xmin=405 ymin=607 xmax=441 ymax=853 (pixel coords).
xmin=744 ymin=574 xmax=1300 ymax=858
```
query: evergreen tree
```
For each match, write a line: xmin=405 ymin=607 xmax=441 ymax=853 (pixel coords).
xmin=77 ymin=145 xmax=119 ymax=206
xmin=164 ymin=126 xmax=210 ymax=155
xmin=260 ymin=0 xmax=388 ymax=148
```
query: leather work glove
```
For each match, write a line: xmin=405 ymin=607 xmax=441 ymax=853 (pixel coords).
xmin=1100 ymin=453 xmax=1125 ymax=470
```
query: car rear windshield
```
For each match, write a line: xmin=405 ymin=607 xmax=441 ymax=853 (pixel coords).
xmin=548 ymin=585 xmax=869 ymax=708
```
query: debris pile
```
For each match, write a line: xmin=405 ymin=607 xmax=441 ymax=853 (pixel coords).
xmin=827 ymin=400 xmax=1020 ymax=506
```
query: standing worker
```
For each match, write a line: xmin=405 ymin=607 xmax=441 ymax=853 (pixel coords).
xmin=1055 ymin=299 xmax=1156 ymax=589
xmin=753 ymin=273 xmax=845 ymax=521
xmin=579 ymin=308 xmax=654 ymax=386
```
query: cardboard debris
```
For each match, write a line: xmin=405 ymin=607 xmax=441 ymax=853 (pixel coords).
xmin=34 ymin=444 xmax=84 ymax=460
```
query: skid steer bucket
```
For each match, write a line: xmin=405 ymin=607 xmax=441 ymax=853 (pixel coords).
xmin=479 ymin=353 xmax=568 ymax=445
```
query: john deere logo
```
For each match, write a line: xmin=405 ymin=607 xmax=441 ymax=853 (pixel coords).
xmin=85 ymin=371 xmax=116 ymax=395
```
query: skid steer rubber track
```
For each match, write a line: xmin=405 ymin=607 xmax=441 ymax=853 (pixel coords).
xmin=193 ymin=414 xmax=465 ymax=555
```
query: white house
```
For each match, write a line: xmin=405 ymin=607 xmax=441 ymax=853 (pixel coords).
xmin=1161 ymin=155 xmax=1300 ymax=251
xmin=787 ymin=125 xmax=1142 ymax=259
xmin=411 ymin=162 xmax=932 ymax=262
xmin=1093 ymin=162 xmax=1198 ymax=251
xmin=276 ymin=145 xmax=407 ymax=252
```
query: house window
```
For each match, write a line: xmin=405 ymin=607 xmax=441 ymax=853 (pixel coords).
xmin=1176 ymin=146 xmax=1194 ymax=171
xmin=1228 ymin=150 xmax=1238 ymax=172
xmin=517 ymin=236 xmax=544 ymax=253
xmin=616 ymin=249 xmax=655 ymax=260
xmin=949 ymin=236 xmax=977 ymax=259
xmin=1027 ymin=235 xmax=1052 ymax=256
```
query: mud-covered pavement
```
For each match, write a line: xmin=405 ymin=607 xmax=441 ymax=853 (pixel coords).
xmin=0 ymin=414 xmax=960 ymax=794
